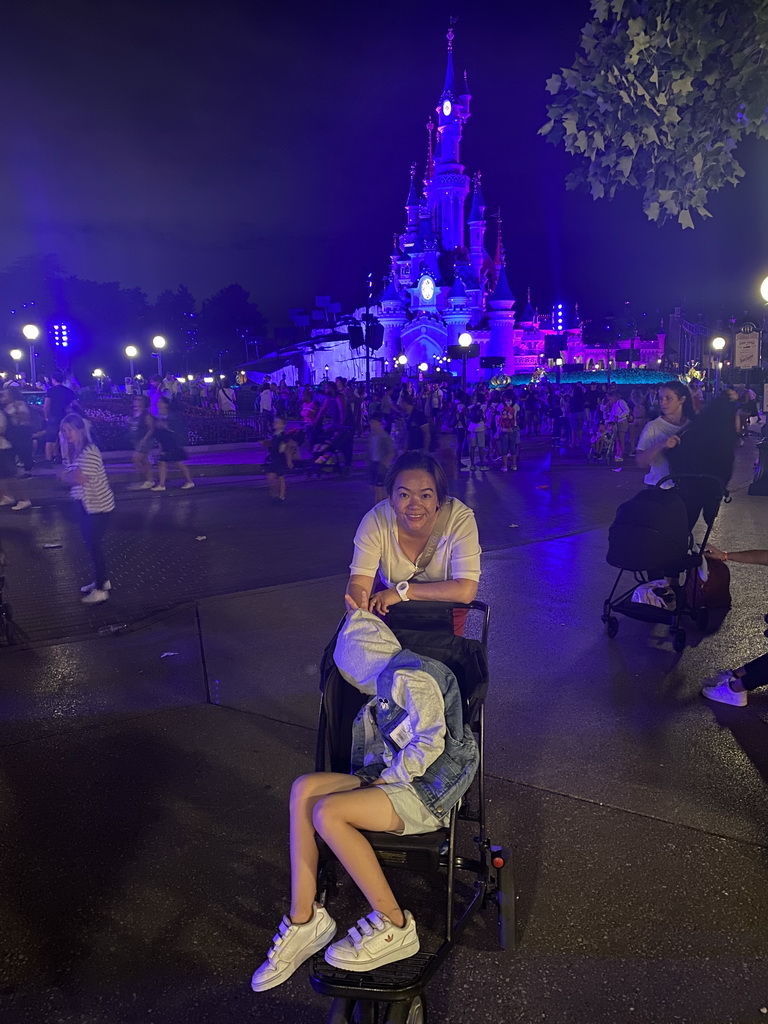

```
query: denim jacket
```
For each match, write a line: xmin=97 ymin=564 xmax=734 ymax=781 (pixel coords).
xmin=350 ymin=648 xmax=479 ymax=819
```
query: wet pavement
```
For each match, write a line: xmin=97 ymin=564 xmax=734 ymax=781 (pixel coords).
xmin=1 ymin=435 xmax=767 ymax=1023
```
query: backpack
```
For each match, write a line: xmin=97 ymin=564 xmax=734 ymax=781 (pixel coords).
xmin=468 ymin=403 xmax=484 ymax=424
xmin=499 ymin=403 xmax=517 ymax=431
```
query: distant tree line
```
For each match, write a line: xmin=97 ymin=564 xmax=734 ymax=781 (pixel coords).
xmin=1 ymin=254 xmax=268 ymax=376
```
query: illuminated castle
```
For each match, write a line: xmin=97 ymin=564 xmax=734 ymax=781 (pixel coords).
xmin=291 ymin=28 xmax=662 ymax=384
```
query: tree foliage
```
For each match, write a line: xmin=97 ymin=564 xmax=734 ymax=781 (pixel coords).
xmin=540 ymin=0 xmax=768 ymax=227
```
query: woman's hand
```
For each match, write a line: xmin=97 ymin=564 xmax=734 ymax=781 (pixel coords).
xmin=664 ymin=435 xmax=681 ymax=449
xmin=705 ymin=545 xmax=726 ymax=561
xmin=344 ymin=590 xmax=368 ymax=612
xmin=367 ymin=588 xmax=402 ymax=616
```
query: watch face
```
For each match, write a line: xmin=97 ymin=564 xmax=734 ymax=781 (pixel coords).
xmin=420 ymin=277 xmax=435 ymax=301
xmin=442 ymin=99 xmax=452 ymax=116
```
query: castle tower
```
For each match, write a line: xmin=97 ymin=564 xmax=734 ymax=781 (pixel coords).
xmin=379 ymin=276 xmax=408 ymax=364
xmin=443 ymin=275 xmax=470 ymax=348
xmin=467 ymin=172 xmax=487 ymax=287
xmin=428 ymin=26 xmax=471 ymax=252
xmin=488 ymin=250 xmax=517 ymax=359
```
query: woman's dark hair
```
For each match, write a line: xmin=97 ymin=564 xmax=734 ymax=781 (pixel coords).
xmin=385 ymin=451 xmax=449 ymax=505
xmin=667 ymin=393 xmax=738 ymax=485
xmin=659 ymin=380 xmax=695 ymax=421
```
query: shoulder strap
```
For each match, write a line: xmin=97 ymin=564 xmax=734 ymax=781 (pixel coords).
xmin=413 ymin=498 xmax=453 ymax=575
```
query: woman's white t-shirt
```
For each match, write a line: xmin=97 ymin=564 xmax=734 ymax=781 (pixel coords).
xmin=349 ymin=498 xmax=481 ymax=588
xmin=636 ymin=416 xmax=687 ymax=487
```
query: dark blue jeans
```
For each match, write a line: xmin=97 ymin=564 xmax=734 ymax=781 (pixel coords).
xmin=79 ymin=506 xmax=112 ymax=588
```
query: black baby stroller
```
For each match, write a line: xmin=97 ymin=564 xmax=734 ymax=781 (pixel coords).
xmin=313 ymin=425 xmax=352 ymax=478
xmin=309 ymin=601 xmax=514 ymax=1023
xmin=602 ymin=474 xmax=728 ymax=651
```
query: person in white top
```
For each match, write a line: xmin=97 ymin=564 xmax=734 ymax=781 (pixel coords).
xmin=603 ymin=388 xmax=630 ymax=461
xmin=347 ymin=451 xmax=481 ymax=619
xmin=635 ymin=381 xmax=695 ymax=488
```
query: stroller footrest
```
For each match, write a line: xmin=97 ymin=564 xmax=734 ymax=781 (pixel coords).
xmin=309 ymin=950 xmax=436 ymax=999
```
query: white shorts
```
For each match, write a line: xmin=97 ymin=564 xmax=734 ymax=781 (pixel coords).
xmin=381 ymin=782 xmax=449 ymax=836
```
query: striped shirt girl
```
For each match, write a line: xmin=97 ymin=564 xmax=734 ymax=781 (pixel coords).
xmin=70 ymin=444 xmax=115 ymax=514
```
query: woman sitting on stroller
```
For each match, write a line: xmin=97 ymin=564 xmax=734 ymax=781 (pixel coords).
xmin=251 ymin=595 xmax=479 ymax=993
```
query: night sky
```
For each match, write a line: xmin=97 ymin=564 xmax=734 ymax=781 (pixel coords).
xmin=2 ymin=0 xmax=768 ymax=331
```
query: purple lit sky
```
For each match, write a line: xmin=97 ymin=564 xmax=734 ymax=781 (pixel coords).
xmin=1 ymin=0 xmax=767 ymax=329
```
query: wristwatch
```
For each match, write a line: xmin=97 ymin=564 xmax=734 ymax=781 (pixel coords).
xmin=396 ymin=581 xmax=410 ymax=602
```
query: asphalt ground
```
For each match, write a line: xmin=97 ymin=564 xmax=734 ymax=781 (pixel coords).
xmin=1 ymin=434 xmax=767 ymax=1023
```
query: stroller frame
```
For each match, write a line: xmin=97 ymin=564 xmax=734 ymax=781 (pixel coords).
xmin=308 ymin=601 xmax=514 ymax=1023
xmin=601 ymin=474 xmax=727 ymax=652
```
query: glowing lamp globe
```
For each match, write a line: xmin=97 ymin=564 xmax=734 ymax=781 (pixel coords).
xmin=418 ymin=362 xmax=428 ymax=372
xmin=10 ymin=349 xmax=22 ymax=361
xmin=152 ymin=335 xmax=166 ymax=350
xmin=711 ymin=336 xmax=726 ymax=352
xmin=555 ymin=357 xmax=563 ymax=366
xmin=458 ymin=332 xmax=472 ymax=348
xmin=760 ymin=277 xmax=768 ymax=303
xmin=22 ymin=324 xmax=40 ymax=341
xmin=396 ymin=354 xmax=407 ymax=366
xmin=125 ymin=345 xmax=138 ymax=359
xmin=92 ymin=368 xmax=104 ymax=378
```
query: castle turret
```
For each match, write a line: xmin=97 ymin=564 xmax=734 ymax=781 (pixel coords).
xmin=468 ymin=172 xmax=487 ymax=286
xmin=488 ymin=252 xmax=517 ymax=360
xmin=444 ymin=275 xmax=469 ymax=348
xmin=378 ymin=276 xmax=408 ymax=364
xmin=430 ymin=25 xmax=470 ymax=252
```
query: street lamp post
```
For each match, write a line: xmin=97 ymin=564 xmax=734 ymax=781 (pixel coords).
xmin=125 ymin=345 xmax=138 ymax=379
xmin=555 ymin=356 xmax=563 ymax=386
xmin=152 ymin=335 xmax=166 ymax=378
xmin=396 ymin=353 xmax=407 ymax=376
xmin=458 ymin=331 xmax=472 ymax=393
xmin=711 ymin=336 xmax=726 ymax=396
xmin=10 ymin=349 xmax=22 ymax=377
xmin=22 ymin=324 xmax=40 ymax=384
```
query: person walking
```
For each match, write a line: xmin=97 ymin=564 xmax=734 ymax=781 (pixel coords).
xmin=152 ymin=397 xmax=195 ymax=491
xmin=60 ymin=413 xmax=115 ymax=604
xmin=127 ymin=395 xmax=156 ymax=490
xmin=265 ymin=415 xmax=291 ymax=504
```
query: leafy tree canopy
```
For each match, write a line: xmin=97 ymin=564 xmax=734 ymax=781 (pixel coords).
xmin=540 ymin=0 xmax=768 ymax=227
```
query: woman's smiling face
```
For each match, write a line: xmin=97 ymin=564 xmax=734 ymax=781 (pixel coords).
xmin=390 ymin=469 xmax=439 ymax=536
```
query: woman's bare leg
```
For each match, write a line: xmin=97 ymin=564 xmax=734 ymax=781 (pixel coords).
xmin=289 ymin=773 xmax=361 ymax=923
xmin=313 ymin=787 xmax=406 ymax=927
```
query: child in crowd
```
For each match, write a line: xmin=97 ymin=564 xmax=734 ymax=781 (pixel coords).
xmin=250 ymin=593 xmax=479 ymax=992
xmin=366 ymin=413 xmax=395 ymax=503
xmin=267 ymin=415 xmax=292 ymax=503
xmin=466 ymin=399 xmax=487 ymax=471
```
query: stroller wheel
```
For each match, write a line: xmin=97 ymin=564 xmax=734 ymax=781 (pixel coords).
xmin=695 ymin=606 xmax=710 ymax=632
xmin=672 ymin=628 xmax=686 ymax=652
xmin=383 ymin=997 xmax=427 ymax=1024
xmin=606 ymin=616 xmax=619 ymax=638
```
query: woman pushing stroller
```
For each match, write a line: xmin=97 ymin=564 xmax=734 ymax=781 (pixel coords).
xmin=250 ymin=593 xmax=479 ymax=992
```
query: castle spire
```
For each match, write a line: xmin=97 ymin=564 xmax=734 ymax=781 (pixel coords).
xmin=443 ymin=22 xmax=456 ymax=96
xmin=468 ymin=171 xmax=486 ymax=222
xmin=406 ymin=162 xmax=419 ymax=207
xmin=493 ymin=208 xmax=503 ymax=265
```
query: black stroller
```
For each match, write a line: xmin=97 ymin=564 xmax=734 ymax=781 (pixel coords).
xmin=602 ymin=474 xmax=728 ymax=652
xmin=309 ymin=601 xmax=514 ymax=1023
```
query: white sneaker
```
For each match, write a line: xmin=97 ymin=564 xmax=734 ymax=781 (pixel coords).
xmin=0 ymin=496 xmax=13 ymax=506
xmin=151 ymin=485 xmax=166 ymax=492
xmin=11 ymin=500 xmax=32 ymax=511
xmin=139 ymin=480 xmax=154 ymax=489
xmin=80 ymin=580 xmax=112 ymax=594
xmin=251 ymin=903 xmax=336 ymax=993
xmin=81 ymin=588 xmax=109 ymax=605
xmin=324 ymin=910 xmax=419 ymax=972
xmin=181 ymin=481 xmax=195 ymax=489
xmin=702 ymin=671 xmax=747 ymax=706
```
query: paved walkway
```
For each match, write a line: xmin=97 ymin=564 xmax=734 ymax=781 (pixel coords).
xmin=0 ymin=434 xmax=766 ymax=1023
